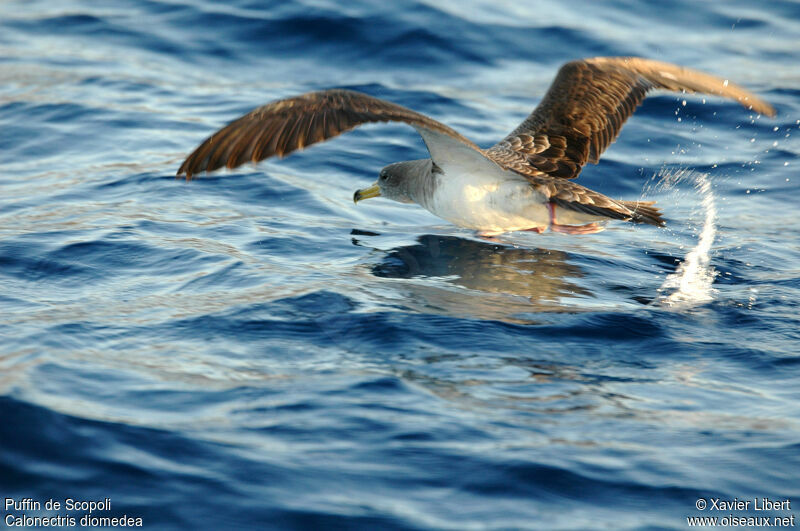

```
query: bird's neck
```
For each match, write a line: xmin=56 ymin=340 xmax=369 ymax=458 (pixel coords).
xmin=409 ymin=159 xmax=440 ymax=209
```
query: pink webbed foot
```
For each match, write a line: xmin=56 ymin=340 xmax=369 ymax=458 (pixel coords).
xmin=476 ymin=230 xmax=505 ymax=238
xmin=475 ymin=230 xmax=508 ymax=242
xmin=546 ymin=202 xmax=605 ymax=235
xmin=523 ymin=226 xmax=546 ymax=233
xmin=550 ymin=222 xmax=605 ymax=235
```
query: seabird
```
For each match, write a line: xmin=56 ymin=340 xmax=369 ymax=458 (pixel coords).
xmin=178 ymin=57 xmax=775 ymax=236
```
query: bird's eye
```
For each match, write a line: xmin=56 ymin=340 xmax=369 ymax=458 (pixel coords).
xmin=379 ymin=171 xmax=388 ymax=181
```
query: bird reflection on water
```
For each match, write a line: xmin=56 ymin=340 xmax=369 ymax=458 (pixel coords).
xmin=353 ymin=233 xmax=593 ymax=322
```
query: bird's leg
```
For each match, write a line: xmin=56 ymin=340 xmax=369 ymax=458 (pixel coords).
xmin=547 ymin=203 xmax=605 ymax=235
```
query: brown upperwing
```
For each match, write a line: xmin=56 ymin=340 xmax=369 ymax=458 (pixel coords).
xmin=485 ymin=57 xmax=776 ymax=180
xmin=177 ymin=89 xmax=480 ymax=179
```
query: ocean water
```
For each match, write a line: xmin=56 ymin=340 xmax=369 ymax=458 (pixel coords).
xmin=1 ymin=1 xmax=799 ymax=529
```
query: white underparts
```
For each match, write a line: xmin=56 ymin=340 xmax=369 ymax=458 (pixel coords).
xmin=423 ymin=161 xmax=603 ymax=233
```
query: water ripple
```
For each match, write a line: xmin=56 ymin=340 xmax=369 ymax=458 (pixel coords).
xmin=2 ymin=0 xmax=799 ymax=529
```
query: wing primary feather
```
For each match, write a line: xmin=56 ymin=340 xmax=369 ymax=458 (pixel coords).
xmin=226 ymin=121 xmax=262 ymax=169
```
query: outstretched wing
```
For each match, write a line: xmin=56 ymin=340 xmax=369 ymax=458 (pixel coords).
xmin=177 ymin=89 xmax=484 ymax=179
xmin=487 ymin=57 xmax=776 ymax=180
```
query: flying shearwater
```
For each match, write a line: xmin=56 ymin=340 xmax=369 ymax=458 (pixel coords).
xmin=178 ymin=57 xmax=775 ymax=236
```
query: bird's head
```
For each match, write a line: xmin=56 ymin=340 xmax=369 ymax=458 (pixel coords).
xmin=354 ymin=159 xmax=432 ymax=205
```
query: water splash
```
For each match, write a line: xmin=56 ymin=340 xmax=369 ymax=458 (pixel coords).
xmin=655 ymin=169 xmax=717 ymax=308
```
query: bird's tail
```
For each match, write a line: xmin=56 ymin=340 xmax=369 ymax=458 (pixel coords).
xmin=622 ymin=200 xmax=665 ymax=226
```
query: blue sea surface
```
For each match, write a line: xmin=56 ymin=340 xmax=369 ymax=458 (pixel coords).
xmin=1 ymin=1 xmax=799 ymax=529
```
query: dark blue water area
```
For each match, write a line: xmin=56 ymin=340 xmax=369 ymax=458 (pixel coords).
xmin=2 ymin=0 xmax=800 ymax=529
